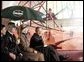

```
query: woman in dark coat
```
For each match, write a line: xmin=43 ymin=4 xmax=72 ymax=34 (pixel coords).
xmin=30 ymin=27 xmax=60 ymax=61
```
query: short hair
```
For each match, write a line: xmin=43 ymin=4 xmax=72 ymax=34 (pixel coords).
xmin=7 ymin=22 xmax=16 ymax=32
xmin=8 ymin=22 xmax=15 ymax=27
xmin=1 ymin=24 xmax=5 ymax=30
xmin=35 ymin=27 xmax=40 ymax=32
xmin=49 ymin=8 xmax=52 ymax=11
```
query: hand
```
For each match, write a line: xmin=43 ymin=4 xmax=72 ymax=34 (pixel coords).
xmin=19 ymin=53 xmax=23 ymax=57
xmin=9 ymin=52 xmax=16 ymax=60
xmin=44 ymin=44 xmax=47 ymax=47
xmin=16 ymin=39 xmax=20 ymax=44
xmin=34 ymin=50 xmax=37 ymax=53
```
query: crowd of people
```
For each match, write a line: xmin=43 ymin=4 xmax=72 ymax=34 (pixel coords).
xmin=1 ymin=22 xmax=68 ymax=61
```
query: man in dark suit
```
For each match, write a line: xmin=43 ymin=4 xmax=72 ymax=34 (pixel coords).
xmin=1 ymin=22 xmax=23 ymax=61
xmin=30 ymin=27 xmax=60 ymax=61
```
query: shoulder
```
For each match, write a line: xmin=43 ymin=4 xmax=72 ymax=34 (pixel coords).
xmin=5 ymin=31 xmax=11 ymax=37
xmin=31 ymin=33 xmax=36 ymax=38
xmin=4 ymin=32 xmax=13 ymax=41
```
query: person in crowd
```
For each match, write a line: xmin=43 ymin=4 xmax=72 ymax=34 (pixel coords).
xmin=1 ymin=22 xmax=23 ymax=61
xmin=1 ymin=24 xmax=8 ymax=61
xmin=30 ymin=27 xmax=60 ymax=61
xmin=19 ymin=24 xmax=44 ymax=61
xmin=46 ymin=8 xmax=57 ymax=20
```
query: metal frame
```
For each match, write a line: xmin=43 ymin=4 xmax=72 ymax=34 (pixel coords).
xmin=17 ymin=1 xmax=63 ymax=32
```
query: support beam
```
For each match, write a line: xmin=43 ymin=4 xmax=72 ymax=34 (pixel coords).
xmin=32 ymin=1 xmax=43 ymax=8
xmin=23 ymin=1 xmax=29 ymax=6
xmin=18 ymin=1 xmax=21 ymax=5
xmin=38 ymin=1 xmax=45 ymax=11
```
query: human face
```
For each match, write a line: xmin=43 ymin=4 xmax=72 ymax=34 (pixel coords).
xmin=12 ymin=28 xmax=17 ymax=34
xmin=37 ymin=28 xmax=42 ymax=36
xmin=12 ymin=27 xmax=19 ymax=39
xmin=1 ymin=27 xmax=6 ymax=35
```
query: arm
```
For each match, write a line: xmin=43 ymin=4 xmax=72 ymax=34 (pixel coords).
xmin=1 ymin=36 xmax=16 ymax=60
xmin=1 ymin=36 xmax=9 ymax=55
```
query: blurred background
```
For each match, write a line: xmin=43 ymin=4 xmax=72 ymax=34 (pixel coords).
xmin=1 ymin=1 xmax=83 ymax=61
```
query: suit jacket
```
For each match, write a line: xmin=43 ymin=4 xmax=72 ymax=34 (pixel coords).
xmin=30 ymin=33 xmax=44 ymax=49
xmin=1 ymin=35 xmax=9 ymax=61
xmin=30 ymin=33 xmax=60 ymax=61
xmin=1 ymin=31 xmax=22 ymax=61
